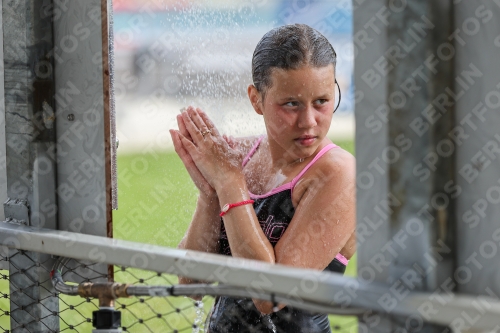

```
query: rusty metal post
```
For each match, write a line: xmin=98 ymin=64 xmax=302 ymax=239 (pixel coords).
xmin=52 ymin=0 xmax=115 ymax=285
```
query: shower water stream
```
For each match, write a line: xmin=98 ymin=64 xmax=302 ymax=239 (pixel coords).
xmin=192 ymin=300 xmax=204 ymax=333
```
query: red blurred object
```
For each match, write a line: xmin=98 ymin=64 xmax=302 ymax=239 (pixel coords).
xmin=113 ymin=0 xmax=191 ymax=12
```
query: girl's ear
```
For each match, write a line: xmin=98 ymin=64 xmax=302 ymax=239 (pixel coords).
xmin=247 ymin=85 xmax=264 ymax=115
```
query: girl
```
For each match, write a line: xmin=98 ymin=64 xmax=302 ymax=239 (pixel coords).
xmin=169 ymin=23 xmax=356 ymax=333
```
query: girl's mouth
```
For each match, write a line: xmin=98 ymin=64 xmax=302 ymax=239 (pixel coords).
xmin=295 ymin=136 xmax=317 ymax=146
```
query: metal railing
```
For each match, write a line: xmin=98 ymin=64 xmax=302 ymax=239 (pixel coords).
xmin=1 ymin=223 xmax=500 ymax=332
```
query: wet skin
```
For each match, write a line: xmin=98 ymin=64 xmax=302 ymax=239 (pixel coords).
xmin=170 ymin=64 xmax=356 ymax=313
xmin=248 ymin=64 xmax=337 ymax=168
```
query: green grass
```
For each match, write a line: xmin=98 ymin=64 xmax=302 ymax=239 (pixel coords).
xmin=0 ymin=271 xmax=8 ymax=331
xmin=0 ymin=139 xmax=357 ymax=332
xmin=113 ymin=149 xmax=198 ymax=248
xmin=111 ymin=138 xmax=358 ymax=332
xmin=113 ymin=138 xmax=355 ymax=248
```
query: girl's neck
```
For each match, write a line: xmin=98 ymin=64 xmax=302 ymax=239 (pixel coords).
xmin=264 ymin=136 xmax=309 ymax=171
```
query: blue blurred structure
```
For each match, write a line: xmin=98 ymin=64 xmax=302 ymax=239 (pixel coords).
xmin=274 ymin=0 xmax=352 ymax=33
xmin=112 ymin=0 xmax=354 ymax=113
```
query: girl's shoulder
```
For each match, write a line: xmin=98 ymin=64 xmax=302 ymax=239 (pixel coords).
xmin=292 ymin=144 xmax=355 ymax=204
xmin=320 ymin=144 xmax=355 ymax=170
xmin=300 ymin=143 xmax=355 ymax=178
xmin=309 ymin=144 xmax=355 ymax=183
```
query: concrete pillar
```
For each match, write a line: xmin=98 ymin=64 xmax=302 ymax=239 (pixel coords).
xmin=2 ymin=0 xmax=59 ymax=331
xmin=354 ymin=0 xmax=456 ymax=331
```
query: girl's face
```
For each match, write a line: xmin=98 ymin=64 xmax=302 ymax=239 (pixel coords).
xmin=249 ymin=64 xmax=336 ymax=163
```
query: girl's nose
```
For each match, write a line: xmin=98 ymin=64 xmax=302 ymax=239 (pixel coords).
xmin=298 ymin=106 xmax=317 ymax=129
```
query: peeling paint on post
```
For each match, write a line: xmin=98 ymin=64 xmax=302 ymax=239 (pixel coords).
xmin=52 ymin=0 xmax=112 ymax=284
xmin=3 ymin=0 xmax=114 ymax=328
xmin=2 ymin=0 xmax=59 ymax=331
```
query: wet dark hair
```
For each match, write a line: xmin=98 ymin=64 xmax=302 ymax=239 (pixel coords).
xmin=252 ymin=24 xmax=339 ymax=109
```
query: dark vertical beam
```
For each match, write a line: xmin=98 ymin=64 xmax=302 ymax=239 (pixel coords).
xmin=3 ymin=0 xmax=59 ymax=331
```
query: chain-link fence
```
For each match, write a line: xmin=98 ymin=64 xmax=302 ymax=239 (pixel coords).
xmin=1 ymin=262 xmax=8 ymax=332
xmin=0 ymin=250 xmax=358 ymax=333
xmin=1 ymin=249 xmax=58 ymax=332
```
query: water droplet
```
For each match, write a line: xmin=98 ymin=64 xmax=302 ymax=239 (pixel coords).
xmin=263 ymin=314 xmax=277 ymax=333
xmin=192 ymin=300 xmax=205 ymax=333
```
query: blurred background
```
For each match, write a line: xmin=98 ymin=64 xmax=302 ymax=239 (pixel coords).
xmin=112 ymin=2 xmax=357 ymax=330
xmin=112 ymin=0 xmax=355 ymax=152
xmin=112 ymin=0 xmax=357 ymax=265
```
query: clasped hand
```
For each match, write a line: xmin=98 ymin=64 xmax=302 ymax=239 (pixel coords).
xmin=169 ymin=106 xmax=241 ymax=197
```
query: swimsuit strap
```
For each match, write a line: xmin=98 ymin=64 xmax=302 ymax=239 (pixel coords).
xmin=291 ymin=143 xmax=339 ymax=189
xmin=335 ymin=252 xmax=349 ymax=265
xmin=242 ymin=135 xmax=266 ymax=167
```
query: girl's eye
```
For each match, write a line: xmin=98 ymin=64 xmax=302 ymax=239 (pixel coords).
xmin=314 ymin=99 xmax=328 ymax=105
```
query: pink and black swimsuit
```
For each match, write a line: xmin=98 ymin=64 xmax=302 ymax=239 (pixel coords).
xmin=209 ymin=136 xmax=349 ymax=333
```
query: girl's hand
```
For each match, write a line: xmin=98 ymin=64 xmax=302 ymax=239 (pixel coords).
xmin=173 ymin=107 xmax=243 ymax=192
xmin=169 ymin=109 xmax=216 ymax=198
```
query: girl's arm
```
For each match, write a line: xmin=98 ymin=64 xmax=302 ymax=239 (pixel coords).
xmin=170 ymin=111 xmax=222 ymax=287
xmin=216 ymin=177 xmax=275 ymax=263
xmin=177 ymin=193 xmax=221 ymax=285
xmin=214 ymin=149 xmax=356 ymax=313
xmin=175 ymin=107 xmax=356 ymax=313
xmin=171 ymin=110 xmax=259 ymax=283
xmin=177 ymin=134 xmax=263 ymax=268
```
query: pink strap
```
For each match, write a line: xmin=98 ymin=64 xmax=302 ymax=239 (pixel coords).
xmin=335 ymin=253 xmax=349 ymax=265
xmin=291 ymin=143 xmax=338 ymax=188
xmin=242 ymin=135 xmax=265 ymax=167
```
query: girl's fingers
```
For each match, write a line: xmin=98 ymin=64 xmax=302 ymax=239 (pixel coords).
xmin=176 ymin=129 xmax=199 ymax=156
xmin=171 ymin=130 xmax=213 ymax=194
xmin=171 ymin=131 xmax=202 ymax=179
xmin=189 ymin=107 xmax=209 ymax=130
xmin=198 ymin=108 xmax=220 ymax=137
xmin=180 ymin=106 xmax=220 ymax=141
xmin=185 ymin=107 xmax=212 ymax=139
xmin=170 ymin=129 xmax=180 ymax=149
xmin=177 ymin=115 xmax=193 ymax=141
xmin=170 ymin=130 xmax=190 ymax=161
xmin=181 ymin=109 xmax=205 ymax=142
